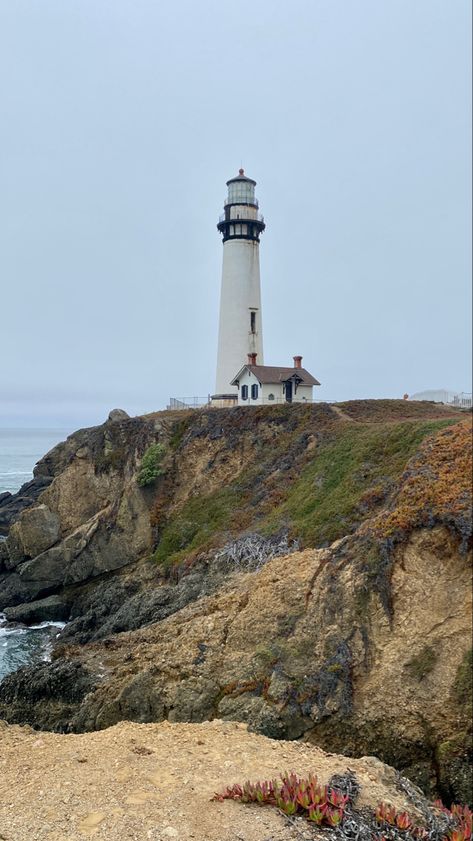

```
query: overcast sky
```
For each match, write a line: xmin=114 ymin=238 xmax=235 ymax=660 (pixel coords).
xmin=0 ymin=0 xmax=471 ymax=428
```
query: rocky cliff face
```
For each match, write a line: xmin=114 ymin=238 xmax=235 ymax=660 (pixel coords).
xmin=0 ymin=401 xmax=471 ymax=805
xmin=0 ymin=416 xmax=157 ymax=607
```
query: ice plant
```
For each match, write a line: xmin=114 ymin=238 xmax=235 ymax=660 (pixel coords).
xmin=376 ymin=803 xmax=398 ymax=825
xmin=213 ymin=771 xmax=348 ymax=828
xmin=326 ymin=807 xmax=344 ymax=827
xmin=436 ymin=802 xmax=472 ymax=841
xmin=329 ymin=789 xmax=349 ymax=808
xmin=396 ymin=812 xmax=412 ymax=831
xmin=214 ymin=774 xmax=472 ymax=840
xmin=308 ymin=805 xmax=326 ymax=825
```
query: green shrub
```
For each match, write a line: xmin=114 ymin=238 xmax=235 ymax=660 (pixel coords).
xmin=137 ymin=443 xmax=166 ymax=487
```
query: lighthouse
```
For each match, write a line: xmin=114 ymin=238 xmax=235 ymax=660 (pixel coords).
xmin=212 ymin=169 xmax=266 ymax=405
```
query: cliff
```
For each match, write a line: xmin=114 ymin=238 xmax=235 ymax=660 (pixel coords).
xmin=0 ymin=401 xmax=471 ymax=805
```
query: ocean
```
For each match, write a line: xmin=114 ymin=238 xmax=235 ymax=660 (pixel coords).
xmin=0 ymin=428 xmax=71 ymax=682
xmin=0 ymin=428 xmax=71 ymax=495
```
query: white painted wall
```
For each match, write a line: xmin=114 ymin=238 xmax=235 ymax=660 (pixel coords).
xmin=235 ymin=369 xmax=314 ymax=406
xmin=291 ymin=384 xmax=314 ymax=403
xmin=215 ymin=239 xmax=264 ymax=395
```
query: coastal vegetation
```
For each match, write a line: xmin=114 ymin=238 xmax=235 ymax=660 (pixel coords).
xmin=215 ymin=770 xmax=472 ymax=841
xmin=152 ymin=412 xmax=462 ymax=571
xmin=137 ymin=442 xmax=167 ymax=486
xmin=0 ymin=399 xmax=471 ymax=806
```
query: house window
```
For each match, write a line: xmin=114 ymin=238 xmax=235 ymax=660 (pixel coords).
xmin=241 ymin=385 xmax=248 ymax=401
xmin=268 ymin=393 xmax=275 ymax=401
xmin=250 ymin=311 xmax=256 ymax=333
xmin=251 ymin=384 xmax=259 ymax=400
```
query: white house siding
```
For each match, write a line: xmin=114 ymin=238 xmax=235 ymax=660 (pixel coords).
xmin=261 ymin=382 xmax=314 ymax=404
xmin=215 ymin=239 xmax=264 ymax=395
xmin=235 ymin=371 xmax=314 ymax=406
xmin=292 ymin=385 xmax=314 ymax=403
xmin=235 ymin=369 xmax=263 ymax=405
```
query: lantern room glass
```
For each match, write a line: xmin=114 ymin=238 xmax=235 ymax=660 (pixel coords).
xmin=227 ymin=180 xmax=255 ymax=205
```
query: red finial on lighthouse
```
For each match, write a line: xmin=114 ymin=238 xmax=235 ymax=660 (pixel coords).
xmin=239 ymin=168 xmax=244 ymax=176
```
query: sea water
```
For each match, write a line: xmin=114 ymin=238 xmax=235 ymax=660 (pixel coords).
xmin=0 ymin=428 xmax=71 ymax=682
xmin=0 ymin=614 xmax=65 ymax=681
xmin=0 ymin=428 xmax=71 ymax=495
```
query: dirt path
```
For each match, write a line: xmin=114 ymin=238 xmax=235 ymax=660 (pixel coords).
xmin=329 ymin=405 xmax=355 ymax=422
xmin=0 ymin=719 xmax=418 ymax=841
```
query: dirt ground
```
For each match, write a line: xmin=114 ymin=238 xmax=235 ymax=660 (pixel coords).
xmin=0 ymin=719 xmax=418 ymax=841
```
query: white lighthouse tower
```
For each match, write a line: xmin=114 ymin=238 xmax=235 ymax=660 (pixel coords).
xmin=212 ymin=169 xmax=266 ymax=405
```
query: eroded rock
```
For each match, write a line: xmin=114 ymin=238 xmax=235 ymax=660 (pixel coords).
xmin=3 ymin=594 xmax=70 ymax=625
xmin=7 ymin=504 xmax=60 ymax=564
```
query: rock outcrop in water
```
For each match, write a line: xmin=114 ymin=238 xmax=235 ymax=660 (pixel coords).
xmin=0 ymin=401 xmax=471 ymax=805
xmin=0 ymin=416 xmax=157 ymax=606
xmin=0 ymin=475 xmax=53 ymax=536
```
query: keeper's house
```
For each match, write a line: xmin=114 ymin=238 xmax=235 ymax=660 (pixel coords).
xmin=231 ymin=354 xmax=320 ymax=406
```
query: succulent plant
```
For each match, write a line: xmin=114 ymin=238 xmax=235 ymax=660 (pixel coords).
xmin=215 ymin=774 xmax=471 ymax=840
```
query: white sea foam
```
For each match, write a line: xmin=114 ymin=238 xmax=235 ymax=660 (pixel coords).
xmin=0 ymin=613 xmax=67 ymax=681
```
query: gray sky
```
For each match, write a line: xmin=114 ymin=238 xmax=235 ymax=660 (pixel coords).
xmin=0 ymin=0 xmax=471 ymax=427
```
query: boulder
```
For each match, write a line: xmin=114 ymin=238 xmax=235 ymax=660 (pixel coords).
xmin=3 ymin=594 xmax=70 ymax=625
xmin=0 ymin=571 xmax=33 ymax=609
xmin=108 ymin=408 xmax=130 ymax=422
xmin=0 ymin=476 xmax=53 ymax=536
xmin=0 ymin=660 xmax=97 ymax=731
xmin=6 ymin=504 xmax=60 ymax=565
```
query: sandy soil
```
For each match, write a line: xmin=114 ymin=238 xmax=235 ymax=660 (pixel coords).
xmin=0 ymin=719 xmax=417 ymax=841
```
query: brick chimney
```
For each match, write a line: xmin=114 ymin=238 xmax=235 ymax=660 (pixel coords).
xmin=293 ymin=355 xmax=302 ymax=369
xmin=248 ymin=353 xmax=257 ymax=365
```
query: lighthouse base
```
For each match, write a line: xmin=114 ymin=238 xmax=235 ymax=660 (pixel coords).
xmin=210 ymin=393 xmax=238 ymax=409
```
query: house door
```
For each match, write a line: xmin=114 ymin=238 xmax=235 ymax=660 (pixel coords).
xmin=285 ymin=381 xmax=293 ymax=403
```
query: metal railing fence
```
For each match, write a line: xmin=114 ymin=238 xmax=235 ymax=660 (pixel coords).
xmin=166 ymin=396 xmax=335 ymax=410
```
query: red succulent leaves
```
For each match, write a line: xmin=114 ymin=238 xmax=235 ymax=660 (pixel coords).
xmin=213 ymin=771 xmax=348 ymax=827
xmin=214 ymin=775 xmax=471 ymax=840
xmin=375 ymin=800 xmax=472 ymax=841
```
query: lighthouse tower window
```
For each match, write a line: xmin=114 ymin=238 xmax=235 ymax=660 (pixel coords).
xmin=250 ymin=312 xmax=256 ymax=333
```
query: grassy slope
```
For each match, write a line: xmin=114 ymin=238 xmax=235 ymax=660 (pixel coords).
xmin=263 ymin=419 xmax=458 ymax=546
xmin=151 ymin=401 xmax=467 ymax=568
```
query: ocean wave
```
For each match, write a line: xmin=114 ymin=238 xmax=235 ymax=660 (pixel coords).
xmin=0 ymin=613 xmax=67 ymax=681
xmin=0 ymin=613 xmax=65 ymax=633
